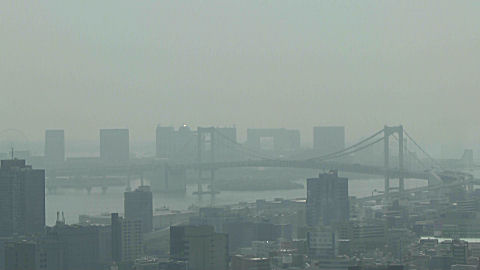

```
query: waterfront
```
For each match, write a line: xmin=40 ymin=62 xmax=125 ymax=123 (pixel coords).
xmin=45 ymin=177 xmax=427 ymax=226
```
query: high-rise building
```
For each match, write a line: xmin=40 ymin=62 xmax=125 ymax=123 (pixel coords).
xmin=99 ymin=129 xmax=129 ymax=164
xmin=111 ymin=213 xmax=122 ymax=263
xmin=313 ymin=126 xmax=345 ymax=155
xmin=0 ymin=159 xmax=45 ymax=237
xmin=44 ymin=130 xmax=65 ymax=165
xmin=170 ymin=225 xmax=228 ymax=270
xmin=306 ymin=171 xmax=349 ymax=226
xmin=124 ymin=186 xmax=153 ymax=233
xmin=4 ymin=238 xmax=65 ymax=270
xmin=111 ymin=213 xmax=143 ymax=263
xmin=156 ymin=125 xmax=176 ymax=159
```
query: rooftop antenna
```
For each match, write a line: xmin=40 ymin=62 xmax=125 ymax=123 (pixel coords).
xmin=10 ymin=145 xmax=14 ymax=160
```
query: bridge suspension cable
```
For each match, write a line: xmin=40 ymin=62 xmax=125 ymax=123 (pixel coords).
xmin=309 ymin=136 xmax=385 ymax=162
xmin=403 ymin=129 xmax=444 ymax=170
xmin=391 ymin=133 xmax=430 ymax=170
xmin=305 ymin=128 xmax=384 ymax=162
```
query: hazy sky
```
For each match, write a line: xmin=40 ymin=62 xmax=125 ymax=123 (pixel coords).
xmin=1 ymin=1 xmax=479 ymax=147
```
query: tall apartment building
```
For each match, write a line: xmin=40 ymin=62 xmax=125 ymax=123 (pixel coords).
xmin=111 ymin=213 xmax=143 ymax=263
xmin=0 ymin=159 xmax=45 ymax=237
xmin=99 ymin=129 xmax=129 ymax=164
xmin=170 ymin=225 xmax=228 ymax=270
xmin=44 ymin=130 xmax=65 ymax=165
xmin=313 ymin=126 xmax=345 ymax=155
xmin=306 ymin=171 xmax=349 ymax=226
xmin=124 ymin=186 xmax=153 ymax=233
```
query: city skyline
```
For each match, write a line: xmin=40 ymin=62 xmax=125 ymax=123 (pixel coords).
xmin=1 ymin=1 xmax=479 ymax=269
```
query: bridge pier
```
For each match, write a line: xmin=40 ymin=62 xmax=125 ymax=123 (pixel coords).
xmin=384 ymin=125 xmax=405 ymax=200
xmin=398 ymin=126 xmax=405 ymax=194
xmin=196 ymin=127 xmax=219 ymax=198
xmin=384 ymin=126 xmax=390 ymax=197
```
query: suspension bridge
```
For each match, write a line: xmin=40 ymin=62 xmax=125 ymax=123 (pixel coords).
xmin=46 ymin=125 xmax=475 ymax=198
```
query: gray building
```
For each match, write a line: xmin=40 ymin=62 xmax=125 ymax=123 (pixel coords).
xmin=170 ymin=225 xmax=228 ymax=270
xmin=44 ymin=130 xmax=65 ymax=165
xmin=4 ymin=240 xmax=37 ymax=270
xmin=46 ymin=222 xmax=111 ymax=270
xmin=124 ymin=186 xmax=153 ymax=233
xmin=306 ymin=171 xmax=349 ymax=226
xmin=99 ymin=129 xmax=129 ymax=164
xmin=4 ymin=238 xmax=64 ymax=270
xmin=111 ymin=213 xmax=143 ymax=263
xmin=313 ymin=126 xmax=345 ymax=155
xmin=0 ymin=159 xmax=45 ymax=237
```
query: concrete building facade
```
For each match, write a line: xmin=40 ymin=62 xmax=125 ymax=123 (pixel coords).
xmin=0 ymin=159 xmax=45 ymax=237
xmin=170 ymin=225 xmax=228 ymax=270
xmin=124 ymin=186 xmax=153 ymax=233
xmin=306 ymin=171 xmax=349 ymax=227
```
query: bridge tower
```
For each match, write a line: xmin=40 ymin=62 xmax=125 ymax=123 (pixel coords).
xmin=196 ymin=127 xmax=217 ymax=196
xmin=384 ymin=125 xmax=405 ymax=198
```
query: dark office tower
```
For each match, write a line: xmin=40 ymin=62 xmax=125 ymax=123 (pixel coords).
xmin=100 ymin=129 xmax=129 ymax=164
xmin=156 ymin=125 xmax=176 ymax=159
xmin=313 ymin=126 xmax=345 ymax=155
xmin=124 ymin=186 xmax=153 ymax=233
xmin=306 ymin=171 xmax=349 ymax=227
xmin=0 ymin=159 xmax=45 ymax=236
xmin=44 ymin=129 xmax=65 ymax=165
xmin=170 ymin=225 xmax=228 ymax=270
xmin=111 ymin=213 xmax=122 ymax=263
